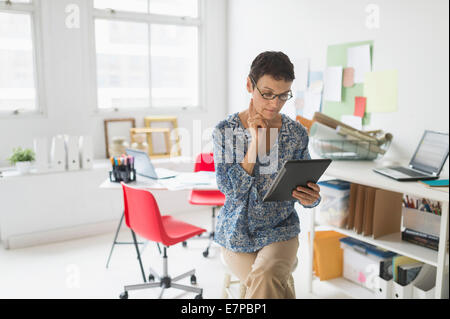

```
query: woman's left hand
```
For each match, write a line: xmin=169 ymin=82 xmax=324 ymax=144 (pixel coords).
xmin=292 ymin=182 xmax=321 ymax=206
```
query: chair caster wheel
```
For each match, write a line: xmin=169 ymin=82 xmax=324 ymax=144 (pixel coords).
xmin=149 ymin=274 xmax=155 ymax=282
xmin=119 ymin=291 xmax=128 ymax=299
xmin=182 ymin=241 xmax=187 ymax=247
xmin=195 ymin=294 xmax=203 ymax=299
xmin=202 ymin=249 xmax=209 ymax=258
xmin=190 ymin=274 xmax=197 ymax=285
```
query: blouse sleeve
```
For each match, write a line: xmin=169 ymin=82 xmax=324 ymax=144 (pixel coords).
xmin=213 ymin=125 xmax=255 ymax=201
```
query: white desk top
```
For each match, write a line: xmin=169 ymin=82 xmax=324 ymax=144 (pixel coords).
xmin=322 ymin=160 xmax=449 ymax=202
xmin=99 ymin=171 xmax=219 ymax=191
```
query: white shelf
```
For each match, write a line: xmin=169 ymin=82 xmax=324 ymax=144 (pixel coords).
xmin=315 ymin=224 xmax=444 ymax=267
xmin=314 ymin=276 xmax=375 ymax=299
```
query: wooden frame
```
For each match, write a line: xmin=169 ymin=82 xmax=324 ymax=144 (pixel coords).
xmin=104 ymin=118 xmax=136 ymax=158
xmin=143 ymin=116 xmax=182 ymax=158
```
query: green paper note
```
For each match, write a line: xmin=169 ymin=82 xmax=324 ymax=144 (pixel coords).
xmin=324 ymin=40 xmax=373 ymax=126
xmin=364 ymin=70 xmax=398 ymax=113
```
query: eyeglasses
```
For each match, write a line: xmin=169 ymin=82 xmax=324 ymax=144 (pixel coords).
xmin=250 ymin=76 xmax=293 ymax=102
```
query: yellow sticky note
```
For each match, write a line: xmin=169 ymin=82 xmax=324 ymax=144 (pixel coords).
xmin=364 ymin=70 xmax=398 ymax=113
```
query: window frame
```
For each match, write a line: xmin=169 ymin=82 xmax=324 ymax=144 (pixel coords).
xmin=0 ymin=0 xmax=46 ymax=118
xmin=87 ymin=0 xmax=206 ymax=115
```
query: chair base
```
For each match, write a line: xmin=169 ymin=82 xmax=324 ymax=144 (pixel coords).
xmin=120 ymin=246 xmax=203 ymax=299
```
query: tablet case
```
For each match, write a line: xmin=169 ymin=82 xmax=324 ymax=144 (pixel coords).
xmin=263 ymin=159 xmax=332 ymax=202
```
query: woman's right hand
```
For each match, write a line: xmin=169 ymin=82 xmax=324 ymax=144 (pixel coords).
xmin=247 ymin=99 xmax=268 ymax=144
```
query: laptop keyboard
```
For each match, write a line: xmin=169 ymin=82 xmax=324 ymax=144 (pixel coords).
xmin=391 ymin=166 xmax=427 ymax=177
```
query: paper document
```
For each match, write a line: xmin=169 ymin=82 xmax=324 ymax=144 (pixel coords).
xmin=158 ymin=171 xmax=217 ymax=191
xmin=347 ymin=44 xmax=371 ymax=83
xmin=364 ymin=70 xmax=398 ymax=113
xmin=323 ymin=66 xmax=343 ymax=102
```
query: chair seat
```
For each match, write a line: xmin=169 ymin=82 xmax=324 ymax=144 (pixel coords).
xmin=189 ymin=190 xmax=225 ymax=206
xmin=161 ymin=215 xmax=206 ymax=246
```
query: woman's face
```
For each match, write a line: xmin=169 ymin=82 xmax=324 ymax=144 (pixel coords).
xmin=247 ymin=74 xmax=293 ymax=121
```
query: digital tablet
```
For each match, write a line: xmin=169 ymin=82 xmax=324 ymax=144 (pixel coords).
xmin=263 ymin=159 xmax=332 ymax=202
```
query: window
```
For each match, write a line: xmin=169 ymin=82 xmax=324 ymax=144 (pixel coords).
xmin=0 ymin=0 xmax=42 ymax=115
xmin=92 ymin=0 xmax=201 ymax=110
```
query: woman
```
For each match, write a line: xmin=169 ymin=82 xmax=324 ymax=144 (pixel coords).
xmin=212 ymin=51 xmax=321 ymax=299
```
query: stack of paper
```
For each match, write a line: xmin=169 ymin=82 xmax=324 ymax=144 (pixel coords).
xmin=158 ymin=171 xmax=217 ymax=191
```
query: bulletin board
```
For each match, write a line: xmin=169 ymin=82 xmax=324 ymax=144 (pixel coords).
xmin=322 ymin=40 xmax=374 ymax=126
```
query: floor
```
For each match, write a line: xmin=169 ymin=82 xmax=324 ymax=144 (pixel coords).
xmin=0 ymin=208 xmax=350 ymax=299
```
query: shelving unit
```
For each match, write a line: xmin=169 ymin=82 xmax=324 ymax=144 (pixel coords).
xmin=308 ymin=160 xmax=449 ymax=299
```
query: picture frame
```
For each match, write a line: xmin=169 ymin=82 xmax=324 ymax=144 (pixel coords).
xmin=104 ymin=118 xmax=136 ymax=158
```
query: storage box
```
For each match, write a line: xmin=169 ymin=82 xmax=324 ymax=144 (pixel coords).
xmin=317 ymin=180 xmax=351 ymax=228
xmin=340 ymin=237 xmax=397 ymax=292
xmin=402 ymin=207 xmax=440 ymax=237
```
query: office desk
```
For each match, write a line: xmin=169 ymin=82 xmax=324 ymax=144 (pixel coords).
xmin=309 ymin=160 xmax=449 ymax=299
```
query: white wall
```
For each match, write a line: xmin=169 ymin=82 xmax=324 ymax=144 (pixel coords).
xmin=0 ymin=0 xmax=228 ymax=167
xmin=228 ymin=0 xmax=449 ymax=172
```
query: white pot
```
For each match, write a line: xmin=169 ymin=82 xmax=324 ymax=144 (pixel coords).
xmin=16 ymin=161 xmax=32 ymax=174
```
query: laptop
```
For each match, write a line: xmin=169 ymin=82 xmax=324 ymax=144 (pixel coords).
xmin=125 ymin=149 xmax=178 ymax=180
xmin=373 ymin=130 xmax=449 ymax=181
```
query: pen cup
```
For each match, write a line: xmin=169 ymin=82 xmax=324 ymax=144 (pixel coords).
xmin=109 ymin=166 xmax=136 ymax=183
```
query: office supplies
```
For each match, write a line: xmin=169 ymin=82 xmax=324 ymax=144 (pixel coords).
xmin=79 ymin=135 xmax=94 ymax=169
xmin=109 ymin=155 xmax=136 ymax=183
xmin=316 ymin=180 xmax=350 ymax=228
xmin=398 ymin=262 xmax=423 ymax=286
xmin=64 ymin=135 xmax=80 ymax=171
xmin=339 ymin=237 xmax=396 ymax=291
xmin=342 ymin=67 xmax=355 ymax=88
xmin=323 ymin=66 xmax=343 ymax=102
xmin=346 ymin=183 xmax=358 ymax=229
xmin=353 ymin=184 xmax=366 ymax=234
xmin=362 ymin=186 xmax=376 ymax=236
xmin=313 ymin=231 xmax=346 ymax=281
xmin=33 ymin=137 xmax=49 ymax=173
xmin=125 ymin=148 xmax=178 ymax=180
xmin=419 ymin=179 xmax=449 ymax=188
xmin=392 ymin=255 xmax=419 ymax=282
xmin=347 ymin=44 xmax=371 ymax=84
xmin=50 ymin=135 xmax=66 ymax=171
xmin=373 ymin=130 xmax=449 ymax=181
xmin=262 ymin=159 xmax=332 ymax=202
xmin=372 ymin=189 xmax=403 ymax=239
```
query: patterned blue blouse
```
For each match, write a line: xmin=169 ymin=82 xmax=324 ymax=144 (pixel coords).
xmin=212 ymin=112 xmax=321 ymax=253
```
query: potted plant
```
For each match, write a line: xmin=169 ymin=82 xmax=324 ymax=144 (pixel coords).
xmin=7 ymin=147 xmax=36 ymax=174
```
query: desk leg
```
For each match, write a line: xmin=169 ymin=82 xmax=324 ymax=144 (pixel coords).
xmin=106 ymin=210 xmax=126 ymax=268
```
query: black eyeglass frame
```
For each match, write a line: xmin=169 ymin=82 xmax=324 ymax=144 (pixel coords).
xmin=250 ymin=76 xmax=293 ymax=102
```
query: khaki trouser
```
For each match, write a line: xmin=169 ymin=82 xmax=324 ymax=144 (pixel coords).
xmin=221 ymin=236 xmax=299 ymax=299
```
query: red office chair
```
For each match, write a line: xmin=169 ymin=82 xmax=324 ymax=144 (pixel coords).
xmin=119 ymin=182 xmax=206 ymax=299
xmin=186 ymin=152 xmax=225 ymax=257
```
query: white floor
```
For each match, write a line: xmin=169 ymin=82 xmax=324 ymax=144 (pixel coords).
xmin=0 ymin=208 xmax=351 ymax=299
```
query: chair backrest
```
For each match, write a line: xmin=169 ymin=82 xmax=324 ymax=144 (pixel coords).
xmin=121 ymin=182 xmax=167 ymax=243
xmin=193 ymin=152 xmax=215 ymax=172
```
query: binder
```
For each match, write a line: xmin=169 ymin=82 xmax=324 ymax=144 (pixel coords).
xmin=50 ymin=135 xmax=66 ymax=171
xmin=375 ymin=276 xmax=393 ymax=299
xmin=79 ymin=135 xmax=94 ymax=170
xmin=412 ymin=264 xmax=437 ymax=299
xmin=347 ymin=183 xmax=358 ymax=229
xmin=372 ymin=189 xmax=403 ymax=239
xmin=362 ymin=186 xmax=376 ymax=236
xmin=353 ymin=185 xmax=366 ymax=234
xmin=33 ymin=137 xmax=49 ymax=173
xmin=64 ymin=135 xmax=80 ymax=171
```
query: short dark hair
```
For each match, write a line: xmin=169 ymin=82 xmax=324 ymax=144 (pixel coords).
xmin=249 ymin=51 xmax=295 ymax=88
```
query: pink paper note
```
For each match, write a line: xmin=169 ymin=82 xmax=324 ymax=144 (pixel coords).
xmin=343 ymin=67 xmax=355 ymax=88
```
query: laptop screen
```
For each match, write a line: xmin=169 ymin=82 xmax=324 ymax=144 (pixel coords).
xmin=410 ymin=131 xmax=449 ymax=174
